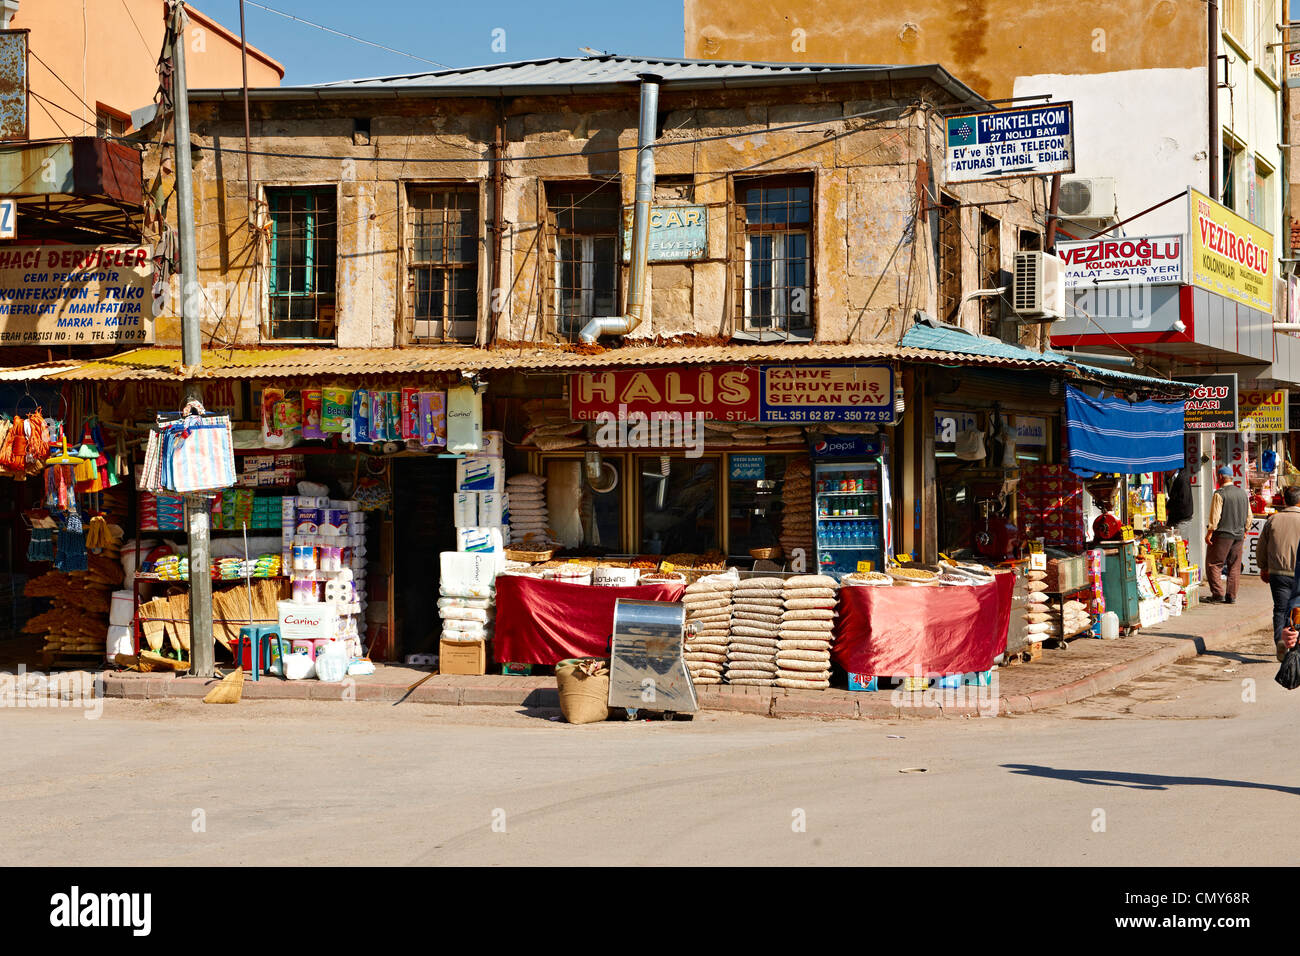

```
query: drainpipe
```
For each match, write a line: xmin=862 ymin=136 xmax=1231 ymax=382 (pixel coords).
xmin=1209 ymin=0 xmax=1220 ymax=198
xmin=579 ymin=73 xmax=660 ymax=344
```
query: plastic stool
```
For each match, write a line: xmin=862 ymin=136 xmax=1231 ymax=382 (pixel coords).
xmin=235 ymin=625 xmax=286 ymax=681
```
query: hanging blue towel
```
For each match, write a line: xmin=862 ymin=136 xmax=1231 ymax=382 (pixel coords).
xmin=1065 ymin=386 xmax=1185 ymax=477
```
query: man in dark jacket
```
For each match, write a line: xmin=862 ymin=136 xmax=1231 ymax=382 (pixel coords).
xmin=1205 ymin=466 xmax=1250 ymax=603
xmin=1166 ymin=467 xmax=1193 ymax=527
xmin=1258 ymin=486 xmax=1300 ymax=636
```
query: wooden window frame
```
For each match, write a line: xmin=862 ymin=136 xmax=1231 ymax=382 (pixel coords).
xmin=403 ymin=183 xmax=481 ymax=345
xmin=264 ymin=185 xmax=338 ymax=343
xmin=937 ymin=193 xmax=962 ymax=324
xmin=734 ymin=172 xmax=815 ymax=336
xmin=978 ymin=212 xmax=1001 ymax=337
xmin=544 ymin=180 xmax=621 ymax=341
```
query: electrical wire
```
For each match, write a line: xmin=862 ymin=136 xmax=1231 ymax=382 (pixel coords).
xmin=241 ymin=0 xmax=450 ymax=68
xmin=109 ymin=103 xmax=907 ymax=167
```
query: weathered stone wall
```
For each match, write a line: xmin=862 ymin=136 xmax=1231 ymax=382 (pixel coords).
xmin=143 ymin=78 xmax=1043 ymax=349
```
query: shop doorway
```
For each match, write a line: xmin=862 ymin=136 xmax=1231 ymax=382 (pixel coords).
xmin=392 ymin=457 xmax=456 ymax=657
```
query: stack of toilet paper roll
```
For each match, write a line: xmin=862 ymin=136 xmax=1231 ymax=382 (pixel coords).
xmin=506 ymin=473 xmax=554 ymax=549
xmin=775 ymin=574 xmax=838 ymax=689
xmin=681 ymin=571 xmax=736 ymax=684
xmin=726 ymin=576 xmax=786 ymax=685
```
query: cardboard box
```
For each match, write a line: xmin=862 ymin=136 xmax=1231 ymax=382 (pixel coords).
xmin=847 ymin=673 xmax=878 ymax=692
xmin=439 ymin=638 xmax=486 ymax=675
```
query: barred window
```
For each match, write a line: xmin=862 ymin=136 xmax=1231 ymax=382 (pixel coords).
xmin=937 ymin=193 xmax=961 ymax=324
xmin=267 ymin=187 xmax=337 ymax=340
xmin=547 ymin=183 xmax=620 ymax=340
xmin=978 ymin=213 xmax=1001 ymax=336
xmin=738 ymin=175 xmax=812 ymax=334
xmin=407 ymin=186 xmax=479 ymax=343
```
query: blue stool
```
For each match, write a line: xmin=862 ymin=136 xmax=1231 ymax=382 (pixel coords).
xmin=235 ymin=625 xmax=286 ymax=681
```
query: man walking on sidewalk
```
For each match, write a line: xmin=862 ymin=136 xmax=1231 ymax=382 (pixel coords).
xmin=1205 ymin=466 xmax=1250 ymax=603
xmin=1258 ymin=486 xmax=1300 ymax=634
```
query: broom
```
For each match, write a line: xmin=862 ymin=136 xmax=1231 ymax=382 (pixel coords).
xmin=203 ymin=667 xmax=245 ymax=704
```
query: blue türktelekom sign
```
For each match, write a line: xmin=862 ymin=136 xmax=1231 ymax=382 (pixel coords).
xmin=945 ymin=102 xmax=1075 ymax=183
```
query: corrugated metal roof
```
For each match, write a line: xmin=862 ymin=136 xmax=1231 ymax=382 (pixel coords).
xmin=188 ymin=56 xmax=984 ymax=104
xmin=0 ymin=339 xmax=1193 ymax=387
xmin=899 ymin=322 xmax=1196 ymax=392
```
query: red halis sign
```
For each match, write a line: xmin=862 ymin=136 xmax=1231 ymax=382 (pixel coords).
xmin=569 ymin=366 xmax=760 ymax=421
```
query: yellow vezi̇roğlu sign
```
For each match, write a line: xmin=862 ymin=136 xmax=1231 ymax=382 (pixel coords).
xmin=1237 ymin=389 xmax=1287 ymax=433
xmin=1189 ymin=187 xmax=1274 ymax=313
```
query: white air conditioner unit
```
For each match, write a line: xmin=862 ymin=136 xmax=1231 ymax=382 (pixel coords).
xmin=1058 ymin=177 xmax=1116 ymax=220
xmin=1013 ymin=251 xmax=1066 ymax=321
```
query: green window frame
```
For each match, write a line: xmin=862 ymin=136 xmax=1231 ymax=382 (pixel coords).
xmin=267 ymin=187 xmax=337 ymax=340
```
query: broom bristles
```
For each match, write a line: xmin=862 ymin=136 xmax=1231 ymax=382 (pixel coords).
xmin=202 ymin=667 xmax=245 ymax=704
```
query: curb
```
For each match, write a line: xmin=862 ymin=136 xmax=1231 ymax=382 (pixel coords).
xmin=95 ymin=610 xmax=1272 ymax=721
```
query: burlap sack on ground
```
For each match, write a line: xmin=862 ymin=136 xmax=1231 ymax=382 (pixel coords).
xmin=731 ymin=625 xmax=781 ymax=639
xmin=778 ymin=638 xmax=833 ymax=651
xmin=784 ymin=597 xmax=838 ymax=610
xmin=784 ymin=574 xmax=838 ymax=589
xmin=776 ymin=648 xmax=832 ymax=663
xmin=775 ymin=676 xmax=830 ymax=689
xmin=726 ymin=668 xmax=778 ymax=680
xmin=782 ymin=608 xmax=835 ymax=621
xmin=728 ymin=639 xmax=780 ymax=653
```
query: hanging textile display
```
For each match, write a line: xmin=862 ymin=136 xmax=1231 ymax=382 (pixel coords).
xmin=1065 ymin=386 xmax=1184 ymax=477
xmin=148 ymin=400 xmax=237 ymax=495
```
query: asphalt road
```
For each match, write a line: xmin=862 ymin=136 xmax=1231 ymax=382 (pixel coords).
xmin=0 ymin=622 xmax=1290 ymax=866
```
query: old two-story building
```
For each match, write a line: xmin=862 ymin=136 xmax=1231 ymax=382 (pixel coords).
xmin=3 ymin=56 xmax=1191 ymax=657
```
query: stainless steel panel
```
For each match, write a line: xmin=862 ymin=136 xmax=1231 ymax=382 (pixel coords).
xmin=608 ymin=598 xmax=698 ymax=713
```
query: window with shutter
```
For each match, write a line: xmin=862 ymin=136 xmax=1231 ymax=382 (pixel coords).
xmin=266 ymin=186 xmax=337 ymax=341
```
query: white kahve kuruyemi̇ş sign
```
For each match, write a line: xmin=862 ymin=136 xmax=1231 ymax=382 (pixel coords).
xmin=0 ymin=245 xmax=154 ymax=345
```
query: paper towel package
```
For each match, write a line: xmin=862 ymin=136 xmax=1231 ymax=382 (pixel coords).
xmin=455 ymin=526 xmax=505 ymax=554
xmin=446 ymin=385 xmax=483 ymax=454
xmin=440 ymin=550 xmax=498 ymax=596
xmin=456 ymin=457 xmax=504 ymax=492
xmin=479 ymin=430 xmax=504 ymax=458
xmin=478 ymin=491 xmax=506 ymax=527
xmin=453 ymin=492 xmax=479 ymax=527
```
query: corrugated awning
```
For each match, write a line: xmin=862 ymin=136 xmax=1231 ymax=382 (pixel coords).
xmin=0 ymin=336 xmax=1199 ymax=388
xmin=899 ymin=321 xmax=1197 ymax=394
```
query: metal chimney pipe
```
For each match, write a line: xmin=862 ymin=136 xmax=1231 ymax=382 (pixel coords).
xmin=579 ymin=73 xmax=661 ymax=343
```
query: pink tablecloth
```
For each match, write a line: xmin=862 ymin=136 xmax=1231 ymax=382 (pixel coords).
xmin=831 ymin=572 xmax=1014 ymax=677
xmin=492 ymin=574 xmax=686 ymax=665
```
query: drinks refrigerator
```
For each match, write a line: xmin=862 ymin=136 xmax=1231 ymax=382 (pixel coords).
xmin=811 ymin=435 xmax=892 ymax=579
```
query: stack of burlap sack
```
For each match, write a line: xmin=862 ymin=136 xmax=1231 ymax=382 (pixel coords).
xmin=506 ymin=473 xmax=556 ymax=550
xmin=681 ymin=571 xmax=736 ymax=684
xmin=726 ymin=576 xmax=786 ymax=685
xmin=778 ymin=457 xmax=813 ymax=560
xmin=776 ymin=574 xmax=838 ymax=689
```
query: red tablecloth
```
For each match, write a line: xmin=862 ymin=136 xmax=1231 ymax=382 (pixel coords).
xmin=492 ymin=574 xmax=686 ymax=665
xmin=832 ymin=573 xmax=1014 ymax=677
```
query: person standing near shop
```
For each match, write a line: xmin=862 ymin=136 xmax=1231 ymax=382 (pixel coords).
xmin=1204 ymin=466 xmax=1250 ymax=604
xmin=1258 ymin=486 xmax=1300 ymax=635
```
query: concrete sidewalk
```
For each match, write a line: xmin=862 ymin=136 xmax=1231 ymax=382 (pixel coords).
xmin=95 ymin=579 xmax=1275 ymax=720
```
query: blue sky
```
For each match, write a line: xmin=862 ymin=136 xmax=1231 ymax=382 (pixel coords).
xmin=199 ymin=0 xmax=686 ymax=85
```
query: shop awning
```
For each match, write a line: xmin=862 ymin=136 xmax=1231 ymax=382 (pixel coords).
xmin=0 ymin=336 xmax=1206 ymax=384
xmin=1064 ymin=385 xmax=1186 ymax=477
xmin=898 ymin=320 xmax=1197 ymax=395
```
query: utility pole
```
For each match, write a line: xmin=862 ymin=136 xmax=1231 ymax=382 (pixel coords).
xmin=170 ymin=0 xmax=214 ymax=678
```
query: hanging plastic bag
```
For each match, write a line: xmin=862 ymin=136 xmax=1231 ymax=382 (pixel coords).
xmin=955 ymin=427 xmax=986 ymax=461
xmin=164 ymin=401 xmax=236 ymax=494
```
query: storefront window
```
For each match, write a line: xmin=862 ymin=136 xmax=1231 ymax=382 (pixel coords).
xmin=727 ymin=454 xmax=791 ymax=557
xmin=543 ymin=457 xmax=624 ymax=552
xmin=638 ymin=456 xmax=719 ymax=555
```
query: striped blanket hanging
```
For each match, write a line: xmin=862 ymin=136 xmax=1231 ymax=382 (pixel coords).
xmin=1065 ymin=385 xmax=1185 ymax=477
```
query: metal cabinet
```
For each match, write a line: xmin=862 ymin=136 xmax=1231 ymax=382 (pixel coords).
xmin=1101 ymin=541 xmax=1141 ymax=628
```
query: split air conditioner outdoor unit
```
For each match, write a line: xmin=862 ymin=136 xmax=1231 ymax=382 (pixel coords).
xmin=1058 ymin=177 xmax=1116 ymax=220
xmin=1013 ymin=251 xmax=1067 ymax=321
